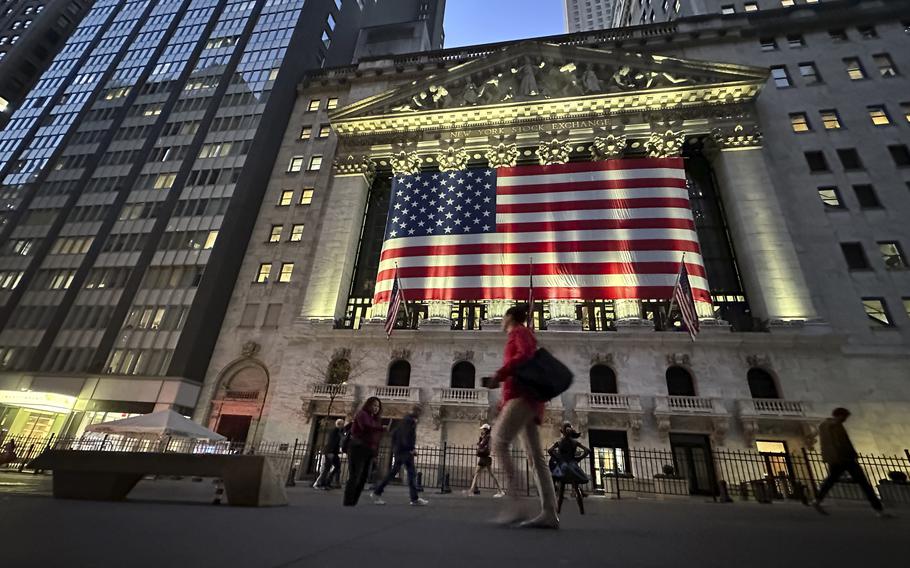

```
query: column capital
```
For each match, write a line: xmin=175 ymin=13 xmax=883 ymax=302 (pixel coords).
xmin=645 ymin=128 xmax=684 ymax=158
xmin=536 ymin=136 xmax=571 ymax=165
xmin=436 ymin=139 xmax=469 ymax=171
xmin=485 ymin=135 xmax=520 ymax=168
xmin=333 ymin=154 xmax=376 ymax=181
xmin=389 ymin=149 xmax=422 ymax=175
xmin=709 ymin=123 xmax=763 ymax=151
xmin=591 ymin=126 xmax=627 ymax=161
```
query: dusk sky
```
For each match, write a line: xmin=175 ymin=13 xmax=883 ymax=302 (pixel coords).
xmin=444 ymin=0 xmax=565 ymax=48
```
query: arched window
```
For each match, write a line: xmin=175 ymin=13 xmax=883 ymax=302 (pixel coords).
xmin=589 ymin=364 xmax=617 ymax=394
xmin=747 ymin=368 xmax=779 ymax=399
xmin=387 ymin=359 xmax=411 ymax=387
xmin=450 ymin=361 xmax=476 ymax=389
xmin=666 ymin=366 xmax=695 ymax=396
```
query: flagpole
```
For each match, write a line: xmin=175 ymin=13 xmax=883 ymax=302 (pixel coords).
xmin=527 ymin=256 xmax=534 ymax=330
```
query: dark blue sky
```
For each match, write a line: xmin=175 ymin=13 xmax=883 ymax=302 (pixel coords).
xmin=444 ymin=0 xmax=565 ymax=48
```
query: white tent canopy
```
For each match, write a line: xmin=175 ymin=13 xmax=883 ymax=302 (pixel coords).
xmin=85 ymin=409 xmax=226 ymax=441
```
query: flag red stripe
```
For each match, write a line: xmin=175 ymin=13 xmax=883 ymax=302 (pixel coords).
xmin=377 ymin=262 xmax=708 ymax=282
xmin=375 ymin=285 xmax=712 ymax=303
xmin=496 ymin=157 xmax=684 ymax=177
xmin=497 ymin=177 xmax=687 ymax=195
xmin=380 ymin=238 xmax=702 ymax=262
xmin=497 ymin=197 xmax=692 ymax=213
xmin=495 ymin=218 xmax=695 ymax=233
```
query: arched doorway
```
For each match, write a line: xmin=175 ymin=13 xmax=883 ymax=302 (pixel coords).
xmin=747 ymin=368 xmax=779 ymax=399
xmin=589 ymin=364 xmax=618 ymax=393
xmin=450 ymin=361 xmax=476 ymax=389
xmin=665 ymin=366 xmax=695 ymax=396
xmin=210 ymin=361 xmax=269 ymax=445
xmin=387 ymin=359 xmax=411 ymax=386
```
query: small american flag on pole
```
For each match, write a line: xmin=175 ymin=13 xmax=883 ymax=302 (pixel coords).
xmin=671 ymin=259 xmax=700 ymax=341
xmin=384 ymin=267 xmax=407 ymax=338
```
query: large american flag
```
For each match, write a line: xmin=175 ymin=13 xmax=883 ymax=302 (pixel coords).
xmin=372 ymin=158 xmax=711 ymax=305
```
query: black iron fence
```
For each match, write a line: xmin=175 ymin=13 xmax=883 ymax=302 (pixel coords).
xmin=4 ymin=435 xmax=910 ymax=505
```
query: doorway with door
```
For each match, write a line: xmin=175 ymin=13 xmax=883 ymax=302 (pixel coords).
xmin=669 ymin=433 xmax=717 ymax=496
xmin=588 ymin=429 xmax=629 ymax=492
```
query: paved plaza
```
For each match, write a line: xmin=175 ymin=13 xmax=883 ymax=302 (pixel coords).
xmin=0 ymin=472 xmax=905 ymax=568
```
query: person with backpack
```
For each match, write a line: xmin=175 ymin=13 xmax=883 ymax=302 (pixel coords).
xmin=465 ymin=423 xmax=505 ymax=497
xmin=370 ymin=404 xmax=428 ymax=506
xmin=487 ymin=304 xmax=559 ymax=529
xmin=313 ymin=418 xmax=344 ymax=490
xmin=343 ymin=397 xmax=384 ymax=506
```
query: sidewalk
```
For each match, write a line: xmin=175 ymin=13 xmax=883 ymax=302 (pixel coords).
xmin=0 ymin=472 xmax=905 ymax=568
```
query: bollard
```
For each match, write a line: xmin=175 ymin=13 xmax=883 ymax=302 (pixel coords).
xmin=440 ymin=472 xmax=451 ymax=494
xmin=718 ymin=480 xmax=733 ymax=503
xmin=416 ymin=471 xmax=424 ymax=493
xmin=286 ymin=460 xmax=299 ymax=487
xmin=212 ymin=478 xmax=225 ymax=505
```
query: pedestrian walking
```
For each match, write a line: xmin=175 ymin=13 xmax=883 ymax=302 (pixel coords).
xmin=314 ymin=418 xmax=344 ymax=490
xmin=370 ymin=404 xmax=428 ymax=506
xmin=488 ymin=304 xmax=559 ymax=529
xmin=548 ymin=423 xmax=590 ymax=515
xmin=343 ymin=397 xmax=384 ymax=507
xmin=465 ymin=424 xmax=505 ymax=497
xmin=0 ymin=438 xmax=16 ymax=467
xmin=811 ymin=407 xmax=891 ymax=517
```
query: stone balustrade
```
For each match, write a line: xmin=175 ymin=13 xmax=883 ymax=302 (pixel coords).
xmin=654 ymin=395 xmax=726 ymax=415
xmin=432 ymin=387 xmax=489 ymax=405
xmin=368 ymin=385 xmax=421 ymax=403
xmin=739 ymin=398 xmax=808 ymax=417
xmin=576 ymin=392 xmax=643 ymax=412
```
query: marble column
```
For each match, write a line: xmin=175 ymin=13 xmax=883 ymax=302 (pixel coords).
xmin=710 ymin=128 xmax=818 ymax=321
xmin=299 ymin=155 xmax=375 ymax=322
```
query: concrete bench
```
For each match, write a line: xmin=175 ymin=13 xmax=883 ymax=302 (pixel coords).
xmin=28 ymin=450 xmax=287 ymax=507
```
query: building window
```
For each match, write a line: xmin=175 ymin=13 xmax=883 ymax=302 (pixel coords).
xmin=288 ymin=157 xmax=305 ymax=172
xmin=317 ymin=125 xmax=331 ymax=138
xmin=780 ymin=0 xmax=794 ymax=6
xmin=853 ymin=184 xmax=881 ymax=208
xmin=878 ymin=242 xmax=907 ymax=270
xmin=451 ymin=361 xmax=476 ymax=389
xmin=747 ymin=368 xmax=779 ymax=399
xmin=263 ymin=303 xmax=282 ymax=328
xmin=872 ymin=54 xmax=898 ymax=78
xmin=307 ymin=99 xmax=320 ymax=111
xmin=307 ymin=156 xmax=323 ymax=171
xmin=857 ymin=25 xmax=878 ymax=39
xmin=590 ymin=365 xmax=618 ymax=394
xmin=759 ymin=37 xmax=777 ymax=51
xmin=789 ymin=113 xmax=811 ymax=132
xmin=841 ymin=243 xmax=870 ymax=270
xmin=770 ymin=66 xmax=791 ymax=88
xmin=862 ymin=298 xmax=892 ymax=327
xmin=278 ymin=263 xmax=294 ymax=283
xmin=828 ymin=29 xmax=847 ymax=42
xmin=889 ymin=145 xmax=910 ymax=167
xmin=817 ymin=186 xmax=844 ymax=209
xmin=388 ymin=359 xmax=411 ymax=386
xmin=868 ymin=105 xmax=891 ymax=126
xmin=820 ymin=109 xmax=842 ymax=130
xmin=242 ymin=304 xmax=259 ymax=328
xmin=204 ymin=231 xmax=218 ymax=249
xmin=903 ymin=298 xmax=910 ymax=320
xmin=901 ymin=102 xmax=910 ymax=124
xmin=666 ymin=366 xmax=695 ymax=396
xmin=844 ymin=57 xmax=867 ymax=80
xmin=268 ymin=225 xmax=282 ymax=243
xmin=299 ymin=125 xmax=312 ymax=139
xmin=837 ymin=148 xmax=863 ymax=170
xmin=299 ymin=189 xmax=314 ymax=205
xmin=744 ymin=2 xmax=758 ymax=12
xmin=804 ymin=151 xmax=829 ymax=172
xmin=798 ymin=62 xmax=822 ymax=85
xmin=289 ymin=224 xmax=304 ymax=242
xmin=721 ymin=5 xmax=734 ymax=15
xmin=154 ymin=173 xmax=176 ymax=190
xmin=278 ymin=190 xmax=294 ymax=206
xmin=787 ymin=34 xmax=805 ymax=48
xmin=326 ymin=97 xmax=339 ymax=110
xmin=255 ymin=263 xmax=272 ymax=283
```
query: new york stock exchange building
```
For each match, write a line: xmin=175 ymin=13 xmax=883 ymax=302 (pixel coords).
xmin=195 ymin=1 xmax=910 ymax=491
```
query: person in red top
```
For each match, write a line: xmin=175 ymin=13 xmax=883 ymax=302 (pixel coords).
xmin=343 ymin=396 xmax=384 ymax=506
xmin=489 ymin=305 xmax=559 ymax=529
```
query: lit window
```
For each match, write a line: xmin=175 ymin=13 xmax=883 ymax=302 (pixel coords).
xmin=858 ymin=25 xmax=877 ymax=39
xmin=853 ymin=184 xmax=881 ymax=209
xmin=327 ymin=13 xmax=336 ymax=31
xmin=770 ymin=66 xmax=791 ymax=88
xmin=278 ymin=262 xmax=294 ymax=283
xmin=290 ymin=224 xmax=304 ymax=242
xmin=299 ymin=189 xmax=314 ymax=205
xmin=889 ymin=144 xmax=910 ymax=167
xmin=278 ymin=190 xmax=294 ymax=206
xmin=759 ymin=37 xmax=777 ymax=51
xmin=817 ymin=186 xmax=844 ymax=209
xmin=844 ymin=57 xmax=867 ymax=80
xmin=862 ymin=298 xmax=892 ymax=326
xmin=841 ymin=243 xmax=869 ymax=270
xmin=820 ymin=109 xmax=841 ymax=130
xmin=867 ymin=105 xmax=891 ymax=126
xmin=326 ymin=97 xmax=339 ymax=110
xmin=721 ymin=5 xmax=734 ymax=15
xmin=288 ymin=156 xmax=304 ymax=172
xmin=878 ymin=242 xmax=907 ymax=270
xmin=154 ymin=173 xmax=176 ymax=189
xmin=828 ymin=29 xmax=847 ymax=42
xmin=307 ymin=99 xmax=320 ymax=111
xmin=255 ymin=263 xmax=272 ymax=283
xmin=268 ymin=225 xmax=283 ymax=243
xmin=744 ymin=3 xmax=758 ymax=12
xmin=787 ymin=34 xmax=804 ymax=48
xmin=322 ymin=30 xmax=331 ymax=49
xmin=798 ymin=62 xmax=822 ymax=85
xmin=873 ymin=53 xmax=898 ymax=77
xmin=901 ymin=102 xmax=910 ymax=124
xmin=903 ymin=298 xmax=910 ymax=320
xmin=780 ymin=0 xmax=794 ymax=6
xmin=268 ymin=68 xmax=279 ymax=81
xmin=300 ymin=125 xmax=312 ymax=139
xmin=789 ymin=113 xmax=810 ymax=132
xmin=204 ymin=231 xmax=218 ymax=249
xmin=307 ymin=156 xmax=323 ymax=171
xmin=318 ymin=125 xmax=331 ymax=138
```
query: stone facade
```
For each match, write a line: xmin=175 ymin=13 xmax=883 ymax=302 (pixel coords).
xmin=196 ymin=1 xmax=910 ymax=460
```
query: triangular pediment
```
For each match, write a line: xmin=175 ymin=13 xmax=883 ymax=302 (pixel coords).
xmin=330 ymin=42 xmax=768 ymax=135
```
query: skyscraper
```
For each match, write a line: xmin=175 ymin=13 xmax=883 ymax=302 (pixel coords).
xmin=0 ymin=0 xmax=447 ymax=440
xmin=0 ymin=1 xmax=91 ymax=127
xmin=564 ymin=0 xmax=616 ymax=32
xmin=612 ymin=0 xmax=836 ymax=28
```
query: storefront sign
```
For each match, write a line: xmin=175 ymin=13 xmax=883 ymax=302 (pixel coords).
xmin=0 ymin=390 xmax=78 ymax=413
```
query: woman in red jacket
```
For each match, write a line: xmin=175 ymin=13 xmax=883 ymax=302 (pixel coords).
xmin=343 ymin=396 xmax=384 ymax=506
xmin=490 ymin=305 xmax=559 ymax=529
